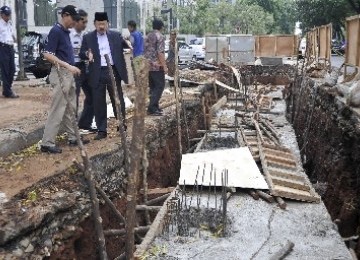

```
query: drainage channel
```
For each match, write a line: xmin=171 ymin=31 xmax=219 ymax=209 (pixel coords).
xmin=132 ymin=65 xmax=352 ymax=259
xmin=0 ymin=63 xmax=354 ymax=259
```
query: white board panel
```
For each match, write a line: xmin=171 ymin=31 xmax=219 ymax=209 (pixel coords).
xmin=179 ymin=147 xmax=268 ymax=189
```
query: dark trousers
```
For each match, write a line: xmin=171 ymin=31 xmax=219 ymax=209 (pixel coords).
xmin=148 ymin=71 xmax=165 ymax=113
xmin=75 ymin=62 xmax=94 ymax=129
xmin=0 ymin=45 xmax=15 ymax=97
xmin=93 ymin=66 xmax=125 ymax=133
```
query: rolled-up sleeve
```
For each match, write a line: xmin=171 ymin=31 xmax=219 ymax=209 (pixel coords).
xmin=43 ymin=28 xmax=59 ymax=56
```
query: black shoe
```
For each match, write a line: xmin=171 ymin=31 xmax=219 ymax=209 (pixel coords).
xmin=68 ymin=139 xmax=90 ymax=146
xmin=147 ymin=110 xmax=163 ymax=116
xmin=157 ymin=108 xmax=163 ymax=112
xmin=4 ymin=93 xmax=19 ymax=98
xmin=40 ymin=145 xmax=62 ymax=154
xmin=117 ymin=125 xmax=127 ymax=132
xmin=94 ymin=132 xmax=107 ymax=140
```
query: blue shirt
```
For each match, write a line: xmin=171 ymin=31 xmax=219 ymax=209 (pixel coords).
xmin=130 ymin=30 xmax=144 ymax=57
xmin=44 ymin=23 xmax=75 ymax=65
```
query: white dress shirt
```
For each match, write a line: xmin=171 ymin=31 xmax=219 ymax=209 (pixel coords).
xmin=70 ymin=28 xmax=84 ymax=63
xmin=0 ymin=18 xmax=14 ymax=45
xmin=97 ymin=32 xmax=113 ymax=66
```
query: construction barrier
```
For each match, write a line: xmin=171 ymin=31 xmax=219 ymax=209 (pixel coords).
xmin=255 ymin=35 xmax=298 ymax=58
xmin=306 ymin=24 xmax=332 ymax=68
xmin=205 ymin=36 xmax=229 ymax=64
xmin=345 ymin=15 xmax=360 ymax=76
xmin=229 ymin=35 xmax=255 ymax=65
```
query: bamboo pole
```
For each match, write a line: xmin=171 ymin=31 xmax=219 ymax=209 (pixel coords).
xmin=124 ymin=56 xmax=149 ymax=260
xmin=173 ymin=31 xmax=183 ymax=159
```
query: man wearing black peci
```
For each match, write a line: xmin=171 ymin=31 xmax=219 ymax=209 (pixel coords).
xmin=80 ymin=12 xmax=129 ymax=140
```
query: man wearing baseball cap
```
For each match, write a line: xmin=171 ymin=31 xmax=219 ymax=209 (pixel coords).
xmin=0 ymin=5 xmax=18 ymax=98
xmin=40 ymin=5 xmax=89 ymax=154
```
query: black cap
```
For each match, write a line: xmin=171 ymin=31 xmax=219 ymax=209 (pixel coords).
xmin=61 ymin=5 xmax=80 ymax=20
xmin=0 ymin=6 xmax=11 ymax=16
xmin=95 ymin=12 xmax=109 ymax=22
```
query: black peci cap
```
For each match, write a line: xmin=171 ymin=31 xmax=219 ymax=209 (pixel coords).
xmin=94 ymin=12 xmax=109 ymax=22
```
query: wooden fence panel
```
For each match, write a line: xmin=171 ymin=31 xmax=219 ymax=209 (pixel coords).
xmin=255 ymin=35 xmax=298 ymax=57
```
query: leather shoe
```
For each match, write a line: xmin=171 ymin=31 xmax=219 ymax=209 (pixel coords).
xmin=4 ymin=93 xmax=19 ymax=98
xmin=68 ymin=139 xmax=90 ymax=146
xmin=94 ymin=132 xmax=107 ymax=140
xmin=147 ymin=110 xmax=163 ymax=116
xmin=40 ymin=145 xmax=62 ymax=154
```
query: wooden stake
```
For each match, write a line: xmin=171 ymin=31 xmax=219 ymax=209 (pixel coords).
xmin=124 ymin=56 xmax=149 ymax=260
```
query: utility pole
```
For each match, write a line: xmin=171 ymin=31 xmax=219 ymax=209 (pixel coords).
xmin=15 ymin=0 xmax=28 ymax=81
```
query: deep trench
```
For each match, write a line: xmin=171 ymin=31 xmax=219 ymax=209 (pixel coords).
xmin=48 ymin=65 xmax=360 ymax=258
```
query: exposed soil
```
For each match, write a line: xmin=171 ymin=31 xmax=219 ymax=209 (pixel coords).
xmin=288 ymin=76 xmax=360 ymax=256
xmin=47 ymin=103 xmax=204 ymax=259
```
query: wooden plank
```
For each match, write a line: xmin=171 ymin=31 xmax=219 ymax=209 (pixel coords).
xmin=209 ymin=95 xmax=228 ymax=116
xmin=267 ymin=161 xmax=298 ymax=172
xmin=272 ymin=185 xmax=321 ymax=203
xmin=265 ymin=154 xmax=297 ymax=167
xmin=146 ymin=187 xmax=175 ymax=195
xmin=263 ymin=143 xmax=292 ymax=154
xmin=215 ymin=80 xmax=240 ymax=93
xmin=267 ymin=168 xmax=305 ymax=182
xmin=264 ymin=147 xmax=293 ymax=158
xmin=271 ymin=176 xmax=310 ymax=192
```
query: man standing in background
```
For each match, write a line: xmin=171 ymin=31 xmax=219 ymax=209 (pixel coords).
xmin=127 ymin=20 xmax=143 ymax=58
xmin=0 ymin=6 xmax=18 ymax=98
xmin=144 ymin=19 xmax=167 ymax=116
xmin=70 ymin=9 xmax=96 ymax=134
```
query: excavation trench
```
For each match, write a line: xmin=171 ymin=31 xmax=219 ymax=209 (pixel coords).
xmin=287 ymin=72 xmax=360 ymax=257
xmin=0 ymin=64 xmax=356 ymax=259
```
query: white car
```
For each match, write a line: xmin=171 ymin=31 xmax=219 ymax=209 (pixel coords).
xmin=189 ymin=37 xmax=206 ymax=60
xmin=165 ymin=40 xmax=195 ymax=63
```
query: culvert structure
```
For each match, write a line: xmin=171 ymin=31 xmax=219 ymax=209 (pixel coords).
xmin=0 ymin=62 xmax=356 ymax=259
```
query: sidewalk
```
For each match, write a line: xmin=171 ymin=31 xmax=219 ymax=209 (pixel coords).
xmin=0 ymin=79 xmax=51 ymax=157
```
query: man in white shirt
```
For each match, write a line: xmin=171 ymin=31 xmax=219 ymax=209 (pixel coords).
xmin=70 ymin=9 xmax=96 ymax=133
xmin=0 ymin=6 xmax=18 ymax=98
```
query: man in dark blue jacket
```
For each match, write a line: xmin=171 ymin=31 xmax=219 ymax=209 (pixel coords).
xmin=80 ymin=12 xmax=129 ymax=140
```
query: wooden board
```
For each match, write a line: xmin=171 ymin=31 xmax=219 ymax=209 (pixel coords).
xmin=259 ymin=144 xmax=321 ymax=203
xmin=179 ymin=147 xmax=268 ymax=189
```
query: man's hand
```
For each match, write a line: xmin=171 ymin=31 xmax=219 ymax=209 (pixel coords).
xmin=67 ymin=65 xmax=81 ymax=76
xmin=163 ymin=65 xmax=168 ymax=74
xmin=88 ymin=48 xmax=94 ymax=63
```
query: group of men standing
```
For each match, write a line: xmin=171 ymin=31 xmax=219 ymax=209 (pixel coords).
xmin=0 ymin=4 xmax=168 ymax=154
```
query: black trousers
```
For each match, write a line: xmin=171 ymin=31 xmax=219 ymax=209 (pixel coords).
xmin=148 ymin=71 xmax=165 ymax=113
xmin=93 ymin=66 xmax=125 ymax=133
xmin=75 ymin=62 xmax=94 ymax=129
xmin=0 ymin=44 xmax=15 ymax=97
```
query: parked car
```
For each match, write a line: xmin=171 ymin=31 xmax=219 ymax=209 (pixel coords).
xmin=22 ymin=32 xmax=51 ymax=78
xmin=189 ymin=37 xmax=206 ymax=60
xmin=331 ymin=39 xmax=345 ymax=55
xmin=165 ymin=40 xmax=195 ymax=63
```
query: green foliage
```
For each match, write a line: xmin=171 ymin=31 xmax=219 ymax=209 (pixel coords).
xmin=296 ymin=0 xmax=359 ymax=39
xmin=176 ymin=0 xmax=296 ymax=36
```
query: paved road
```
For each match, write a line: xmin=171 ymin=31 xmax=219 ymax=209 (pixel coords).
xmin=331 ymin=54 xmax=345 ymax=68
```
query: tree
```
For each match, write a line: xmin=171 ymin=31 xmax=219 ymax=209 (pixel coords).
xmin=296 ymin=0 xmax=356 ymax=39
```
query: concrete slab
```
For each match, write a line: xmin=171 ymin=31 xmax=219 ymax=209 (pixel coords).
xmin=179 ymin=147 xmax=268 ymax=189
xmin=150 ymin=194 xmax=351 ymax=260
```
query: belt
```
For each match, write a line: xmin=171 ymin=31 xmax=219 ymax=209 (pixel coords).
xmin=101 ymin=65 xmax=114 ymax=69
xmin=0 ymin=42 xmax=13 ymax=48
